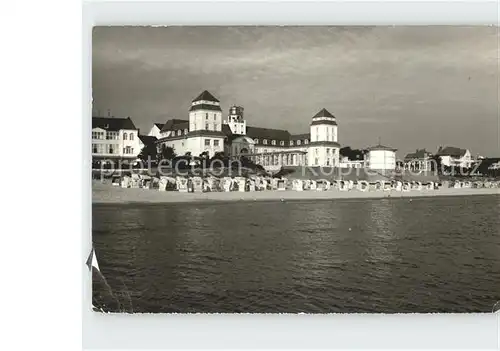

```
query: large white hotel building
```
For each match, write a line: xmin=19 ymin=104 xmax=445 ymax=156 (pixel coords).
xmin=155 ymin=90 xmax=341 ymax=169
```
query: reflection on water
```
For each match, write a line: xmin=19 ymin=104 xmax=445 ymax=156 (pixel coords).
xmin=93 ymin=195 xmax=500 ymax=313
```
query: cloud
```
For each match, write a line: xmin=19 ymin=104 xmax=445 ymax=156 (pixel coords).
xmin=92 ymin=26 xmax=499 ymax=157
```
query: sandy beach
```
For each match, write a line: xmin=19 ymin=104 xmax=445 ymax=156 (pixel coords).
xmin=92 ymin=181 xmax=500 ymax=204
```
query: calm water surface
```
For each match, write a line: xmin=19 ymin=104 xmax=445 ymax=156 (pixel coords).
xmin=92 ymin=195 xmax=500 ymax=313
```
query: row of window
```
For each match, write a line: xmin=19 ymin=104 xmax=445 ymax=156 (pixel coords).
xmin=205 ymin=113 xmax=217 ymax=120
xmin=92 ymin=144 xmax=135 ymax=155
xmin=254 ymin=138 xmax=310 ymax=146
xmin=92 ymin=131 xmax=135 ymax=141
xmin=204 ymin=139 xmax=220 ymax=147
xmin=92 ymin=144 xmax=118 ymax=154
xmin=254 ymin=154 xmax=308 ymax=167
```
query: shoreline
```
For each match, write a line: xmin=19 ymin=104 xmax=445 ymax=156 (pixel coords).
xmin=92 ymin=181 xmax=500 ymax=204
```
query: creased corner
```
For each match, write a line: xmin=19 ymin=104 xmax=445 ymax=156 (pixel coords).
xmin=493 ymin=301 xmax=500 ymax=313
xmin=86 ymin=247 xmax=100 ymax=272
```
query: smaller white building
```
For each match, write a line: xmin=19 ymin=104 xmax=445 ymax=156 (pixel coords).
xmin=365 ymin=144 xmax=397 ymax=170
xmin=92 ymin=116 xmax=142 ymax=160
xmin=436 ymin=146 xmax=472 ymax=168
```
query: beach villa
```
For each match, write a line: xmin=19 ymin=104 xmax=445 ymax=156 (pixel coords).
xmin=404 ymin=149 xmax=433 ymax=172
xmin=91 ymin=116 xmax=142 ymax=162
xmin=436 ymin=146 xmax=473 ymax=168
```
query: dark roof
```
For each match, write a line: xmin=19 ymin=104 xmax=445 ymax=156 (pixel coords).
xmin=138 ymin=135 xmax=157 ymax=146
xmin=367 ymin=144 xmax=397 ymax=152
xmin=312 ymin=108 xmax=335 ymax=119
xmin=221 ymin=124 xmax=233 ymax=136
xmin=192 ymin=90 xmax=220 ymax=103
xmin=246 ymin=126 xmax=291 ymax=141
xmin=154 ymin=123 xmax=165 ymax=129
xmin=290 ymin=133 xmax=310 ymax=141
xmin=436 ymin=146 xmax=467 ymax=157
xmin=405 ymin=148 xmax=432 ymax=160
xmin=92 ymin=117 xmax=137 ymax=131
xmin=310 ymin=119 xmax=337 ymax=126
xmin=160 ymin=119 xmax=189 ymax=132
xmin=189 ymin=104 xmax=222 ymax=112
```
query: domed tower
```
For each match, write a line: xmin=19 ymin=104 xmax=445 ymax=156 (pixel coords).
xmin=224 ymin=105 xmax=246 ymax=135
xmin=308 ymin=108 xmax=340 ymax=167
xmin=189 ymin=90 xmax=223 ymax=132
xmin=187 ymin=90 xmax=225 ymax=157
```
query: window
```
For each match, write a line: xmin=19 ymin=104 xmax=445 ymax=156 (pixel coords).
xmin=214 ymin=140 xmax=220 ymax=147
xmin=326 ymin=148 xmax=330 ymax=155
xmin=263 ymin=149 xmax=267 ymax=154
xmin=123 ymin=133 xmax=128 ymax=140
xmin=92 ymin=131 xmax=104 ymax=140
xmin=315 ymin=148 xmax=319 ymax=155
xmin=280 ymin=141 xmax=284 ymax=146
xmin=271 ymin=140 xmax=276 ymax=145
xmin=214 ymin=114 xmax=216 ymax=120
xmin=129 ymin=133 xmax=134 ymax=140
xmin=177 ymin=130 xmax=182 ymax=136
xmin=290 ymin=141 xmax=294 ymax=146
xmin=106 ymin=131 xmax=118 ymax=140
xmin=205 ymin=123 xmax=209 ymax=130
xmin=327 ymin=159 xmax=330 ymax=166
xmin=263 ymin=139 xmax=268 ymax=145
xmin=92 ymin=144 xmax=98 ymax=153
xmin=254 ymin=139 xmax=259 ymax=144
xmin=206 ymin=113 xmax=209 ymax=119
xmin=297 ymin=140 xmax=301 ymax=146
xmin=205 ymin=139 xmax=211 ymax=146
xmin=123 ymin=146 xmax=133 ymax=154
xmin=108 ymin=144 xmax=115 ymax=154
xmin=184 ymin=129 xmax=188 ymax=134
xmin=304 ymin=139 xmax=309 ymax=145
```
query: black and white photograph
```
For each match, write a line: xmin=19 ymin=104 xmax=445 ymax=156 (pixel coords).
xmin=91 ymin=26 xmax=500 ymax=314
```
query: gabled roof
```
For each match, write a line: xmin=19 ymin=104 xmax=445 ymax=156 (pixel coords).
xmin=160 ymin=119 xmax=189 ymax=132
xmin=138 ymin=135 xmax=157 ymax=147
xmin=92 ymin=117 xmax=137 ymax=131
xmin=221 ymin=124 xmax=233 ymax=136
xmin=192 ymin=90 xmax=219 ymax=103
xmin=312 ymin=108 xmax=335 ymax=119
xmin=436 ymin=146 xmax=468 ymax=157
xmin=405 ymin=149 xmax=432 ymax=160
xmin=154 ymin=123 xmax=165 ymax=129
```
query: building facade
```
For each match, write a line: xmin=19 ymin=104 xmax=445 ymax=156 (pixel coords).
xmin=365 ymin=144 xmax=397 ymax=170
xmin=156 ymin=90 xmax=341 ymax=169
xmin=92 ymin=117 xmax=141 ymax=160
xmin=404 ymin=149 xmax=433 ymax=172
xmin=436 ymin=146 xmax=472 ymax=168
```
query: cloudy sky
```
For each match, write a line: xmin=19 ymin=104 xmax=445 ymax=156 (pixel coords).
xmin=92 ymin=26 xmax=499 ymax=157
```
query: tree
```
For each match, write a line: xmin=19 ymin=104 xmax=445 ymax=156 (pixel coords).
xmin=158 ymin=144 xmax=176 ymax=162
xmin=209 ymin=152 xmax=230 ymax=168
xmin=340 ymin=146 xmax=365 ymax=160
xmin=138 ymin=143 xmax=158 ymax=163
